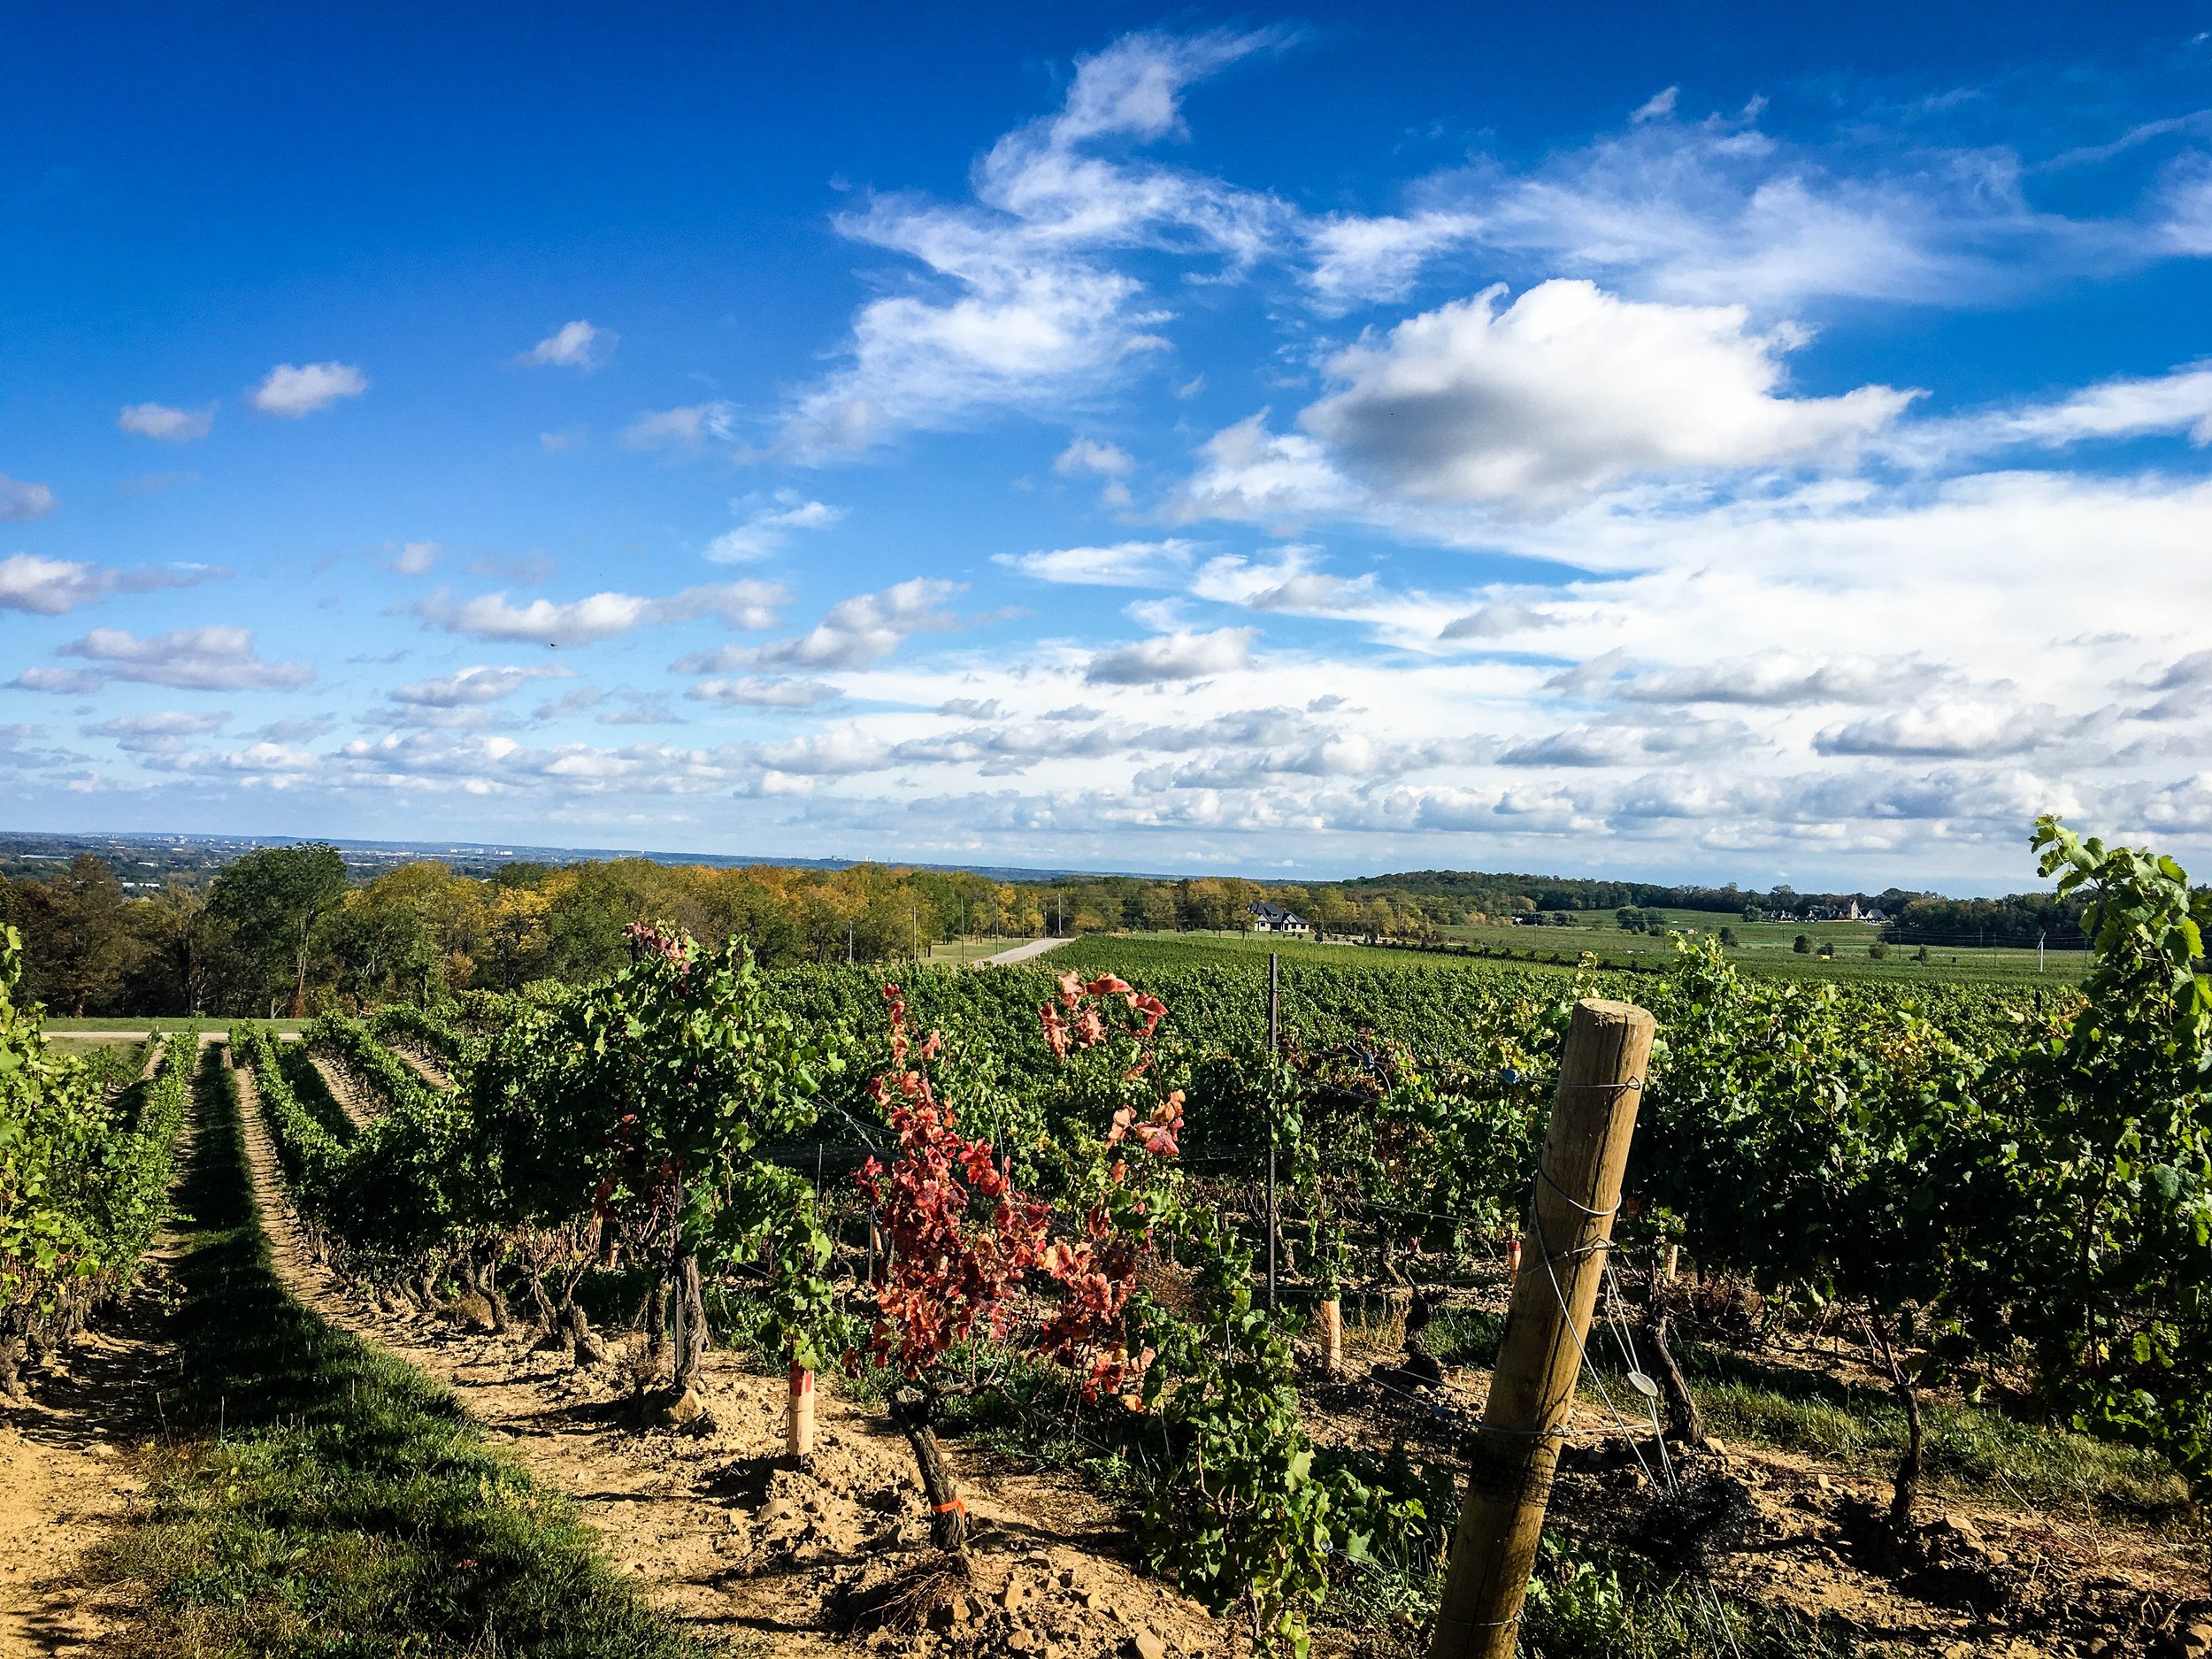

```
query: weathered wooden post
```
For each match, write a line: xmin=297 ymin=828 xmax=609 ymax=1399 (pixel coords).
xmin=1429 ymin=997 xmax=1655 ymax=1659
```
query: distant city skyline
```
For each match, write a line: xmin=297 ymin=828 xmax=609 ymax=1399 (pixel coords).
xmin=5 ymin=4 xmax=2212 ymax=893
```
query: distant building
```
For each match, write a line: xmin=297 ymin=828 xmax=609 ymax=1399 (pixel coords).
xmin=1248 ymin=902 xmax=1312 ymax=936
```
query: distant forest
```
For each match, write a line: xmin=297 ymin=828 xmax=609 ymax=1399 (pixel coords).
xmin=0 ymin=834 xmax=2101 ymax=1018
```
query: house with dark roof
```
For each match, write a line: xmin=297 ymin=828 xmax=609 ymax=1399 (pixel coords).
xmin=1249 ymin=901 xmax=1312 ymax=936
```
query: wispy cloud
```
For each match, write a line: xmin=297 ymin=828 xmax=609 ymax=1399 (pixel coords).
xmin=705 ymin=493 xmax=844 ymax=563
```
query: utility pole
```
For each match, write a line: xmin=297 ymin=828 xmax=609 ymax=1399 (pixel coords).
xmin=2038 ymin=930 xmax=2045 ymax=973
xmin=1430 ymin=997 xmax=1655 ymax=1659
xmin=847 ymin=926 xmax=853 ymax=965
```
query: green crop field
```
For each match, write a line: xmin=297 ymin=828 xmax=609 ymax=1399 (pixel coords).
xmin=1046 ymin=923 xmax=2085 ymax=987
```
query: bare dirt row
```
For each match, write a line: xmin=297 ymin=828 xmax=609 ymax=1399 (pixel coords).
xmin=228 ymin=1052 xmax=1225 ymax=1659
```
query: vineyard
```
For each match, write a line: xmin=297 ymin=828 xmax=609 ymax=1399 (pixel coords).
xmin=2 ymin=816 xmax=2208 ymax=1659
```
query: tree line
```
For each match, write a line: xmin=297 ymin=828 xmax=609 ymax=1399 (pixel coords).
xmin=0 ymin=847 xmax=1471 ymax=1018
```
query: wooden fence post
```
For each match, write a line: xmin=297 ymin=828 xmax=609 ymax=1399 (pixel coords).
xmin=1428 ymin=997 xmax=1655 ymax=1659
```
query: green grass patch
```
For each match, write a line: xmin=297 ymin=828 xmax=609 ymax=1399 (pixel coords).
xmin=44 ymin=1016 xmax=311 ymax=1033
xmin=93 ymin=1042 xmax=701 ymax=1659
xmin=1675 ymin=1341 xmax=2189 ymax=1529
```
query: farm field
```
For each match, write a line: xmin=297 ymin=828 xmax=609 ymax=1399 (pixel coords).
xmin=3 ymin=818 xmax=2207 ymax=1659
xmin=1052 ymin=924 xmax=2087 ymax=987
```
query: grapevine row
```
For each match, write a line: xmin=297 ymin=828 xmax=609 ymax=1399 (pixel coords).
xmin=1 ymin=922 xmax=196 ymax=1394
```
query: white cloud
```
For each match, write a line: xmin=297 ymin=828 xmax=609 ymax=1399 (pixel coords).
xmin=1899 ymin=362 xmax=2212 ymax=463
xmin=1 ymin=554 xmax=132 ymax=615
xmin=1566 ymin=651 xmax=1949 ymax=707
xmin=1438 ymin=600 xmax=1556 ymax=640
xmin=687 ymin=676 xmax=843 ymax=709
xmin=624 ymin=402 xmax=737 ymax=452
xmin=1086 ymin=626 xmax=1256 ymax=684
xmin=251 ymin=362 xmax=368 ymax=417
xmin=411 ymin=580 xmax=787 ymax=646
xmin=90 ymin=710 xmax=231 ymax=754
xmin=394 ymin=541 xmax=439 ymax=575
xmin=1172 ymin=415 xmax=1359 ymax=523
xmin=0 ymin=553 xmax=226 ymax=616
xmin=1054 ymin=438 xmax=1136 ymax=477
xmin=1632 ymin=87 xmax=1679 ymax=123
xmin=778 ymin=31 xmax=1286 ymax=458
xmin=118 ymin=402 xmax=215 ymax=442
xmin=390 ymin=664 xmax=567 ymax=708
xmin=518 ymin=319 xmax=615 ymax=370
xmin=27 ymin=626 xmax=314 ymax=692
xmin=0 ymin=476 xmax=58 ymax=521
xmin=1301 ymin=280 xmax=1915 ymax=511
xmin=705 ymin=494 xmax=844 ymax=563
xmin=1445 ymin=110 xmax=2066 ymax=309
xmin=995 ymin=538 xmax=1193 ymax=587
xmin=1814 ymin=703 xmax=2058 ymax=758
xmin=739 ymin=578 xmax=966 ymax=671
xmin=1303 ymin=211 xmax=1483 ymax=311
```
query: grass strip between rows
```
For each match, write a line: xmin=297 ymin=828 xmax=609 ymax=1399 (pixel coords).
xmin=94 ymin=1041 xmax=701 ymax=1659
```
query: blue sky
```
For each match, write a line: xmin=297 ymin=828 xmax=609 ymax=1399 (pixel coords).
xmin=7 ymin=3 xmax=2212 ymax=891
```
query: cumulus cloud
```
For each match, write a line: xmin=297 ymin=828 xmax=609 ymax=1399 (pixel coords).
xmin=1301 ymin=280 xmax=1914 ymax=511
xmin=1562 ymin=650 xmax=1950 ymax=707
xmin=735 ymin=578 xmax=966 ymax=672
xmin=390 ymin=664 xmax=568 ymax=708
xmin=996 ymin=538 xmax=1193 ymax=587
xmin=118 ymin=402 xmax=215 ymax=442
xmin=1813 ymin=703 xmax=2057 ymax=758
xmin=686 ymin=677 xmax=842 ymax=709
xmin=1054 ymin=438 xmax=1136 ymax=477
xmin=18 ymin=626 xmax=314 ymax=692
xmin=251 ymin=362 xmax=368 ymax=417
xmin=1171 ymin=416 xmax=1359 ymax=523
xmin=392 ymin=541 xmax=439 ymax=575
xmin=0 ymin=476 xmax=58 ymax=521
xmin=518 ymin=319 xmax=615 ymax=370
xmin=1086 ymin=626 xmax=1256 ymax=684
xmin=410 ymin=580 xmax=787 ymax=646
xmin=1438 ymin=599 xmax=1556 ymax=640
xmin=0 ymin=553 xmax=227 ymax=616
xmin=705 ymin=494 xmax=844 ymax=563
xmin=89 ymin=710 xmax=231 ymax=754
xmin=1499 ymin=719 xmax=1749 ymax=767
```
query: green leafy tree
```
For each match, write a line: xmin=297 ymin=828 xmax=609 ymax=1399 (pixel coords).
xmin=208 ymin=843 xmax=349 ymax=1017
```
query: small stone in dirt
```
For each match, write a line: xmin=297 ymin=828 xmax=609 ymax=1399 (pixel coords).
xmin=998 ymin=1574 xmax=1036 ymax=1609
xmin=658 ymin=1386 xmax=706 ymax=1425
xmin=1126 ymin=1630 xmax=1168 ymax=1659
xmin=2180 ymin=1624 xmax=2212 ymax=1659
xmin=1006 ymin=1631 xmax=1038 ymax=1655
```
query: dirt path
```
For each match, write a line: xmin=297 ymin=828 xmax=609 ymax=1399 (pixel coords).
xmin=307 ymin=1050 xmax=382 ymax=1130
xmin=385 ymin=1038 xmax=453 ymax=1090
xmin=229 ymin=1054 xmax=1223 ymax=1657
xmin=976 ymin=937 xmax=1073 ymax=967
